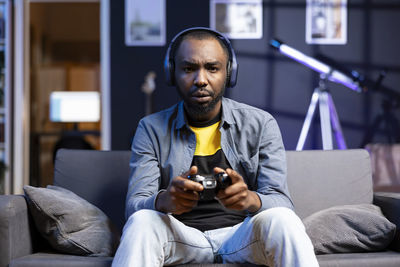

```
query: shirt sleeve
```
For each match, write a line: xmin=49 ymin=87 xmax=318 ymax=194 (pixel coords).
xmin=125 ymin=119 xmax=163 ymax=219
xmin=253 ymin=116 xmax=294 ymax=214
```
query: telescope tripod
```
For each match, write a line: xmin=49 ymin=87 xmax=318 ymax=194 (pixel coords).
xmin=296 ymin=77 xmax=347 ymax=150
xmin=360 ymin=99 xmax=400 ymax=147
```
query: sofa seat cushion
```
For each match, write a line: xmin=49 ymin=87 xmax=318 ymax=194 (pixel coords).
xmin=317 ymin=250 xmax=400 ymax=267
xmin=174 ymin=251 xmax=400 ymax=267
xmin=11 ymin=251 xmax=400 ymax=267
xmin=9 ymin=252 xmax=113 ymax=267
xmin=174 ymin=264 xmax=260 ymax=267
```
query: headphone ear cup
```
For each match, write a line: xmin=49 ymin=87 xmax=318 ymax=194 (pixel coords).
xmin=226 ymin=61 xmax=232 ymax=88
xmin=169 ymin=60 xmax=175 ymax=86
xmin=227 ymin=55 xmax=238 ymax=88
xmin=164 ymin=51 xmax=175 ymax=86
xmin=168 ymin=60 xmax=175 ymax=86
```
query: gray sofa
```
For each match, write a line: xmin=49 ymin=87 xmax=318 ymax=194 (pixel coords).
xmin=1 ymin=149 xmax=400 ymax=267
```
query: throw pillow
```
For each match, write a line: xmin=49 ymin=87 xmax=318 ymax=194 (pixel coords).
xmin=23 ymin=185 xmax=119 ymax=256
xmin=303 ymin=204 xmax=396 ymax=254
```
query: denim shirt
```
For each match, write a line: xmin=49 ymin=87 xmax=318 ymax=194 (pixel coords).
xmin=126 ymin=97 xmax=294 ymax=219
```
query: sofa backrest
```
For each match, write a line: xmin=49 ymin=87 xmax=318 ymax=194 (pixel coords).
xmin=286 ymin=149 xmax=373 ymax=219
xmin=54 ymin=148 xmax=373 ymax=232
xmin=54 ymin=149 xmax=131 ymax=232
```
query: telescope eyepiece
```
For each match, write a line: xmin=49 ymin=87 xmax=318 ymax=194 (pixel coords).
xmin=269 ymin=39 xmax=283 ymax=49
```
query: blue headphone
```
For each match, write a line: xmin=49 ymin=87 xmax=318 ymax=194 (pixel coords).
xmin=164 ymin=27 xmax=238 ymax=88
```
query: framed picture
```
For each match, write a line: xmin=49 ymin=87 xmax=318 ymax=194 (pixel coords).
xmin=306 ymin=0 xmax=347 ymax=44
xmin=125 ymin=0 xmax=166 ymax=46
xmin=210 ymin=0 xmax=263 ymax=39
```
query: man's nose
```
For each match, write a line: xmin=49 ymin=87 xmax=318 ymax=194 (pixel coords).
xmin=194 ymin=69 xmax=208 ymax=87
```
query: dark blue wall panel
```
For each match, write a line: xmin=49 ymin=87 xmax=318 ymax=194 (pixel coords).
xmin=110 ymin=0 xmax=400 ymax=150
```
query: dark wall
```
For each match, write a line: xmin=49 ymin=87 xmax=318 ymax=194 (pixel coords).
xmin=110 ymin=0 xmax=210 ymax=149
xmin=110 ymin=0 xmax=400 ymax=151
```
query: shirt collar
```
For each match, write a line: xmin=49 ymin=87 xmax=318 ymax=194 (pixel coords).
xmin=176 ymin=101 xmax=187 ymax=130
xmin=221 ymin=97 xmax=235 ymax=126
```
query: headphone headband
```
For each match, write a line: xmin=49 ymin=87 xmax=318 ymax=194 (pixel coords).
xmin=164 ymin=27 xmax=238 ymax=88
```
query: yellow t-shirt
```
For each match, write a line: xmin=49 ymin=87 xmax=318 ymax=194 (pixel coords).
xmin=190 ymin=121 xmax=221 ymax=157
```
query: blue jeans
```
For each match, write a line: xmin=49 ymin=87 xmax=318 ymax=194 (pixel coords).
xmin=112 ymin=207 xmax=319 ymax=267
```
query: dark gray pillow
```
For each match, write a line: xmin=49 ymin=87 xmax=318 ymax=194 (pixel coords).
xmin=23 ymin=185 xmax=119 ymax=256
xmin=304 ymin=204 xmax=396 ymax=254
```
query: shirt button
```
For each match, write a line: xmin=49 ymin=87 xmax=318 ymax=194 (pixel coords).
xmin=214 ymin=254 xmax=222 ymax=263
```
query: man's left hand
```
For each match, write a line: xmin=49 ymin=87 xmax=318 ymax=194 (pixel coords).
xmin=214 ymin=167 xmax=261 ymax=213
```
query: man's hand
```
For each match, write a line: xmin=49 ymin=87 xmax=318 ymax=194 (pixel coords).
xmin=215 ymin=167 xmax=261 ymax=213
xmin=155 ymin=166 xmax=204 ymax=215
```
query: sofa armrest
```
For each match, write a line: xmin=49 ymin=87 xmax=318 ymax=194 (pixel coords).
xmin=0 ymin=195 xmax=34 ymax=267
xmin=374 ymin=192 xmax=400 ymax=251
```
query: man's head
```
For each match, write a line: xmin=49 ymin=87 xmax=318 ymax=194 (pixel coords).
xmin=173 ymin=30 xmax=230 ymax=73
xmin=164 ymin=28 xmax=238 ymax=122
xmin=165 ymin=27 xmax=237 ymax=88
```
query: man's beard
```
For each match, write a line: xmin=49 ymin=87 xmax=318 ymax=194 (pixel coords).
xmin=177 ymin=85 xmax=225 ymax=121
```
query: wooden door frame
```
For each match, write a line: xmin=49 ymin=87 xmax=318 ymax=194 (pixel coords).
xmin=13 ymin=0 xmax=110 ymax=194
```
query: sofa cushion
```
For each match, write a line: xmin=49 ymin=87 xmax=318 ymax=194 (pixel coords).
xmin=23 ymin=185 xmax=119 ymax=257
xmin=304 ymin=204 xmax=396 ymax=254
xmin=286 ymin=149 xmax=373 ymax=219
xmin=316 ymin=251 xmax=400 ymax=267
xmin=9 ymin=252 xmax=113 ymax=267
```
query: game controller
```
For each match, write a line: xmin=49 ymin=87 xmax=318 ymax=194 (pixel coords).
xmin=188 ymin=172 xmax=232 ymax=201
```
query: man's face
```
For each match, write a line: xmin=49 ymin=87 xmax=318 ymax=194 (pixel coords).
xmin=174 ymin=37 xmax=228 ymax=121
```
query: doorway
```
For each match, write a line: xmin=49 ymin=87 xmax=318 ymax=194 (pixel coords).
xmin=29 ymin=1 xmax=101 ymax=187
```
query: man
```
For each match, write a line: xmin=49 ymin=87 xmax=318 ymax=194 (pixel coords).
xmin=112 ymin=27 xmax=318 ymax=267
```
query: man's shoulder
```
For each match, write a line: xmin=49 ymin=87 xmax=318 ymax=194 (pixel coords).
xmin=223 ymin=98 xmax=274 ymax=122
xmin=140 ymin=102 xmax=181 ymax=125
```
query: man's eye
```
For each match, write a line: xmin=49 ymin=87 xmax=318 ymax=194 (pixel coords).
xmin=208 ymin=67 xmax=219 ymax=72
xmin=183 ymin=67 xmax=193 ymax=72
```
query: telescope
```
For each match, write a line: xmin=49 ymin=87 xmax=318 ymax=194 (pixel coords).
xmin=269 ymin=39 xmax=366 ymax=93
xmin=269 ymin=38 xmax=352 ymax=150
xmin=270 ymin=39 xmax=400 ymax=149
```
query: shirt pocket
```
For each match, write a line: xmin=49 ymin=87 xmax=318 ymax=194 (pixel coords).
xmin=239 ymin=151 xmax=259 ymax=187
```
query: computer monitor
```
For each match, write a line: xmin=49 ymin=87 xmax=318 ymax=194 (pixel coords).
xmin=49 ymin=91 xmax=100 ymax=122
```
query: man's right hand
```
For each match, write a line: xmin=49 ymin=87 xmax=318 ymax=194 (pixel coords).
xmin=155 ymin=166 xmax=204 ymax=215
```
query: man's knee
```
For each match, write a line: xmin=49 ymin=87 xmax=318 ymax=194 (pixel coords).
xmin=252 ymin=207 xmax=304 ymax=234
xmin=124 ymin=209 xmax=166 ymax=233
